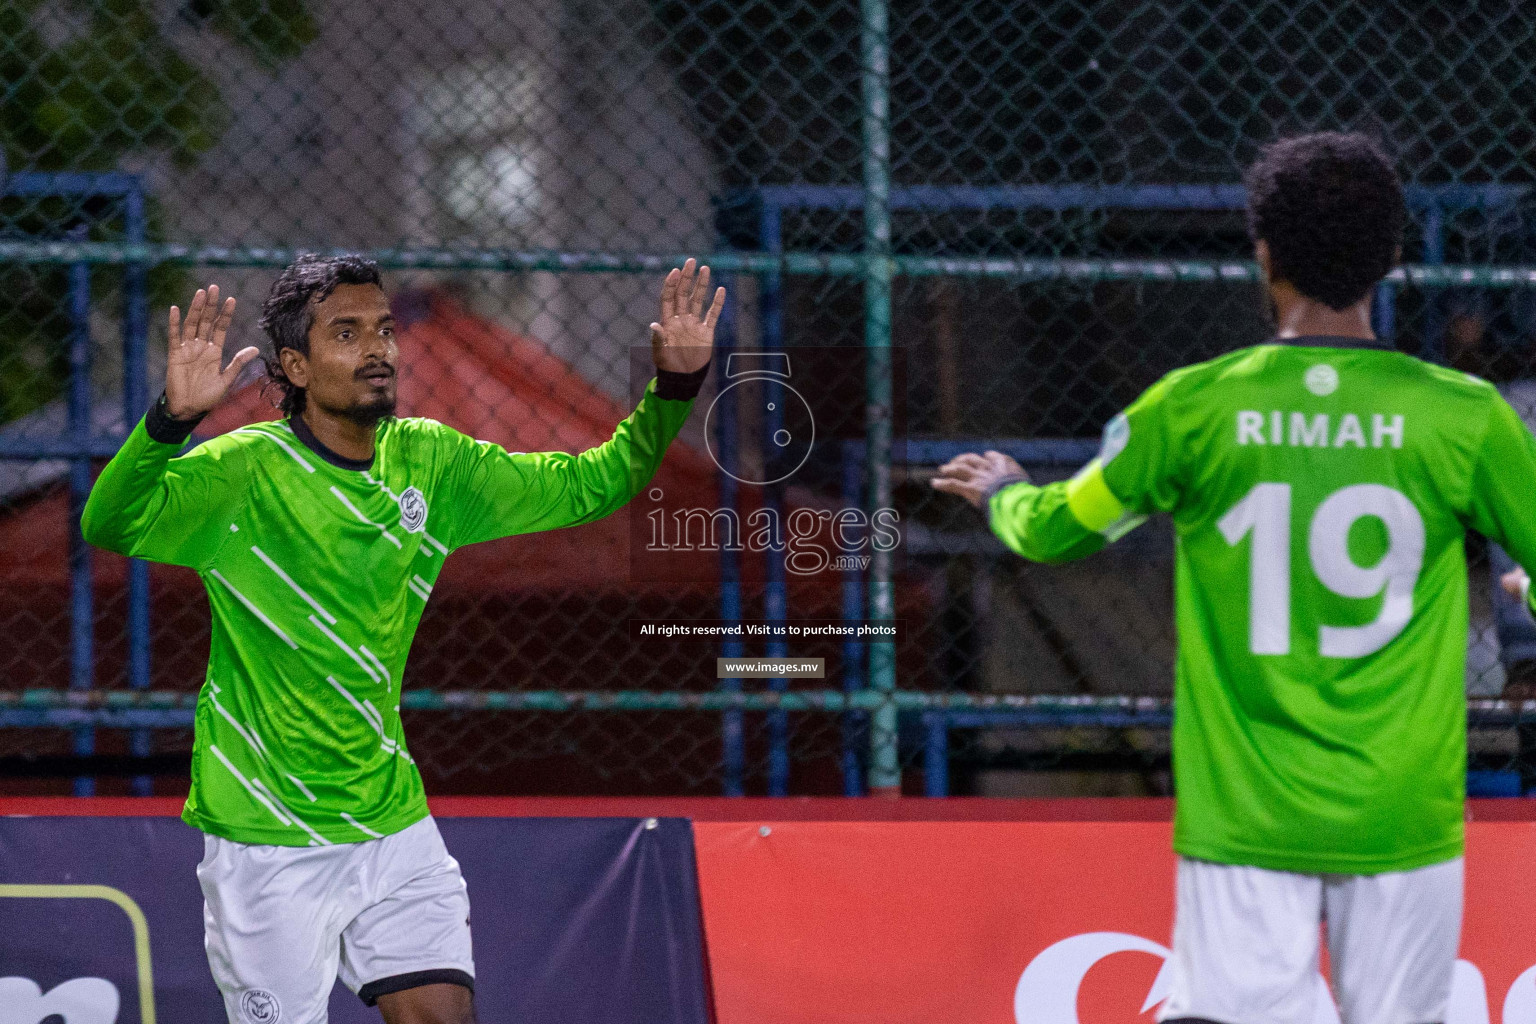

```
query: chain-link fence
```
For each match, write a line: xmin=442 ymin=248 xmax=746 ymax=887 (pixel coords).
xmin=4 ymin=0 xmax=1536 ymax=796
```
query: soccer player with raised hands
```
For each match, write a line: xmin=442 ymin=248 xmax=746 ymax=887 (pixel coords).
xmin=83 ymin=255 xmax=721 ymax=1024
xmin=934 ymin=133 xmax=1536 ymax=1024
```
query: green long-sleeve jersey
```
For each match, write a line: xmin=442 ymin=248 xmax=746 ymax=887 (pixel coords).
xmin=989 ymin=338 xmax=1536 ymax=874
xmin=83 ymin=376 xmax=697 ymax=845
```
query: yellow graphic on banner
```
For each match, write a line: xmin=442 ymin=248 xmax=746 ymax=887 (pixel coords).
xmin=0 ymin=884 xmax=156 ymax=1024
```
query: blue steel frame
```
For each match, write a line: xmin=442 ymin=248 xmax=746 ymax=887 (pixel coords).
xmin=726 ymin=181 xmax=1528 ymax=797
xmin=4 ymin=179 xmax=1524 ymax=796
xmin=1 ymin=172 xmax=152 ymax=793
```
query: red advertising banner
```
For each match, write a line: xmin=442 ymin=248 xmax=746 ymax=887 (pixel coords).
xmin=694 ymin=815 xmax=1536 ymax=1024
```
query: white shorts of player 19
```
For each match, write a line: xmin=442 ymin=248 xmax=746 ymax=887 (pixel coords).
xmin=1158 ymin=855 xmax=1463 ymax=1024
xmin=197 ymin=815 xmax=475 ymax=1024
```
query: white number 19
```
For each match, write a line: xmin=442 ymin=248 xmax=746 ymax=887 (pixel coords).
xmin=1218 ymin=483 xmax=1425 ymax=658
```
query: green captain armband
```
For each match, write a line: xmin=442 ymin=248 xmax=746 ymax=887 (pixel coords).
xmin=1064 ymin=458 xmax=1146 ymax=541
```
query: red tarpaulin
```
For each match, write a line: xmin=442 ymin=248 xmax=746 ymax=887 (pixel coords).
xmin=0 ymin=290 xmax=727 ymax=591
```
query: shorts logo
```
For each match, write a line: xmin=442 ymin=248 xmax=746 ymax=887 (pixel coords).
xmin=240 ymin=988 xmax=282 ymax=1024
xmin=1305 ymin=363 xmax=1339 ymax=396
xmin=398 ymin=486 xmax=428 ymax=533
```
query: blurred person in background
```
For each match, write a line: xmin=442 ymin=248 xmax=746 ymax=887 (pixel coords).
xmin=80 ymin=255 xmax=722 ymax=1024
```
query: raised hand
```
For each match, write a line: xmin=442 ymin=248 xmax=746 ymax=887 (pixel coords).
xmin=930 ymin=450 xmax=1029 ymax=510
xmin=650 ymin=258 xmax=724 ymax=374
xmin=164 ymin=284 xmax=260 ymax=420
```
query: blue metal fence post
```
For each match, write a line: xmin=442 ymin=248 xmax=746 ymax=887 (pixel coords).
xmin=839 ymin=440 xmax=866 ymax=795
xmin=1371 ymin=282 xmax=1396 ymax=343
xmin=861 ymin=0 xmax=900 ymax=796
xmin=124 ymin=182 xmax=153 ymax=794
xmin=923 ymin=713 xmax=949 ymax=797
xmin=1420 ymin=203 xmax=1446 ymax=359
xmin=758 ymin=198 xmax=791 ymax=796
xmin=715 ymin=280 xmax=745 ymax=796
xmin=66 ymin=230 xmax=95 ymax=796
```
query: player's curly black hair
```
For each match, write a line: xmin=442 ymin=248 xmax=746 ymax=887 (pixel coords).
xmin=1244 ymin=132 xmax=1405 ymax=311
xmin=257 ymin=253 xmax=383 ymax=416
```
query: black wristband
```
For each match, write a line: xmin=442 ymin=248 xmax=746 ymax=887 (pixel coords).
xmin=144 ymin=391 xmax=207 ymax=445
xmin=655 ymin=361 xmax=712 ymax=401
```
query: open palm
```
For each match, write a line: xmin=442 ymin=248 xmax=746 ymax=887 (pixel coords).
xmin=650 ymin=258 xmax=724 ymax=374
xmin=164 ymin=284 xmax=260 ymax=419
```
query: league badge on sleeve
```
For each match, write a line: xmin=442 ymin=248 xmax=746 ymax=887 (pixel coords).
xmin=1100 ymin=412 xmax=1130 ymax=465
xmin=398 ymin=486 xmax=428 ymax=534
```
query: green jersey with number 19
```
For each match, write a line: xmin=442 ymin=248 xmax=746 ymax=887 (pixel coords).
xmin=82 ymin=373 xmax=700 ymax=847
xmin=989 ymin=337 xmax=1536 ymax=874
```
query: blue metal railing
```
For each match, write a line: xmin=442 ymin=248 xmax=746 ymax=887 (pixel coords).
xmin=2 ymin=171 xmax=152 ymax=793
xmin=4 ymin=176 xmax=1533 ymax=796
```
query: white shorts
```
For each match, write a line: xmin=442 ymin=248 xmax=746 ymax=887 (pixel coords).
xmin=1158 ymin=855 xmax=1462 ymax=1024
xmin=197 ymin=815 xmax=475 ymax=1024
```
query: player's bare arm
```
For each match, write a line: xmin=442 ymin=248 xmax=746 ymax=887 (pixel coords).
xmin=930 ymin=450 xmax=1029 ymax=509
xmin=164 ymin=284 xmax=260 ymax=420
xmin=650 ymin=257 xmax=724 ymax=372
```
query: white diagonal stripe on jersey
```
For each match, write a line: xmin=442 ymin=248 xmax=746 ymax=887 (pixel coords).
xmin=324 ymin=675 xmax=392 ymax=750
xmin=209 ymin=745 xmax=334 ymax=845
xmin=210 ymin=693 xmax=270 ymax=762
xmin=361 ymin=697 xmax=388 ymax=735
xmin=361 ymin=701 xmax=397 ymax=752
xmin=325 ymin=673 xmax=381 ymax=732
xmin=411 ymin=574 xmax=434 ymax=594
xmin=208 ymin=743 xmax=292 ymax=826
xmin=286 ymin=774 xmax=319 ymax=802
xmin=340 ymin=812 xmax=385 ymax=839
xmin=251 ymin=777 xmax=331 ymax=845
xmin=235 ymin=426 xmax=315 ymax=473
xmin=210 ymin=570 xmax=297 ymax=649
xmin=407 ymin=578 xmax=431 ymax=602
xmin=309 ymin=615 xmax=380 ymax=683
xmin=423 ymin=531 xmax=449 ymax=555
xmin=329 ymin=486 xmax=404 ymax=548
xmin=362 ymin=471 xmax=400 ymax=503
xmin=251 ymin=546 xmax=337 ymax=624
xmin=358 ymin=645 xmax=390 ymax=685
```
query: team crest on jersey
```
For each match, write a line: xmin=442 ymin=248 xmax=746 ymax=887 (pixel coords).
xmin=1099 ymin=412 xmax=1130 ymax=465
xmin=1305 ymin=363 xmax=1339 ymax=396
xmin=398 ymin=486 xmax=428 ymax=533
xmin=240 ymin=988 xmax=281 ymax=1024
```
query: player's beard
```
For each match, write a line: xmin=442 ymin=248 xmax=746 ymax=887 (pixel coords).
xmin=311 ymin=383 xmax=396 ymax=426
xmin=345 ymin=388 xmax=397 ymax=426
xmin=344 ymin=364 xmax=398 ymax=425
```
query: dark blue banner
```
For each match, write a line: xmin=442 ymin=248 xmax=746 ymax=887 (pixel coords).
xmin=0 ymin=816 xmax=710 ymax=1024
